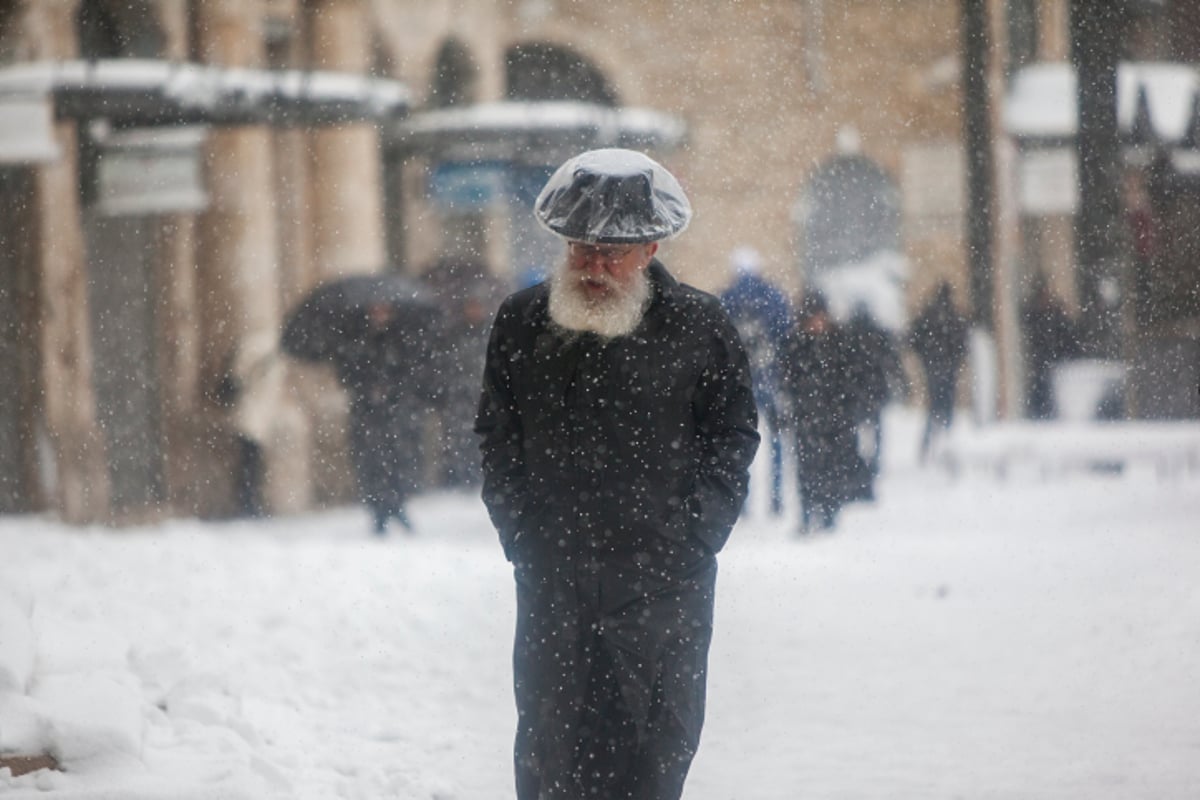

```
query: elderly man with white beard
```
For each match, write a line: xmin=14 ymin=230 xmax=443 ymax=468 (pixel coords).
xmin=475 ymin=148 xmax=760 ymax=800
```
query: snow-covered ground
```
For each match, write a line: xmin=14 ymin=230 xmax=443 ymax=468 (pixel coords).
xmin=2 ymin=409 xmax=1199 ymax=799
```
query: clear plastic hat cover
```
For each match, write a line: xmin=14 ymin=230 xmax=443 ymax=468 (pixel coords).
xmin=534 ymin=148 xmax=693 ymax=244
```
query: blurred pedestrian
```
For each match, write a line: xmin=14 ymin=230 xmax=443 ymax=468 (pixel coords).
xmin=843 ymin=303 xmax=906 ymax=498
xmin=423 ymin=257 xmax=505 ymax=489
xmin=476 ymin=148 xmax=758 ymax=800
xmin=283 ymin=274 xmax=444 ymax=535
xmin=1021 ymin=275 xmax=1080 ymax=420
xmin=211 ymin=330 xmax=285 ymax=518
xmin=780 ymin=291 xmax=863 ymax=533
xmin=342 ymin=300 xmax=442 ymax=534
xmin=908 ymin=281 xmax=968 ymax=463
xmin=720 ymin=245 xmax=792 ymax=516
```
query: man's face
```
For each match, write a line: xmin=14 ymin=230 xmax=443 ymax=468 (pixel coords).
xmin=547 ymin=240 xmax=658 ymax=338
xmin=565 ymin=241 xmax=658 ymax=301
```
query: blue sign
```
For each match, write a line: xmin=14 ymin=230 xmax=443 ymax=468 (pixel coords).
xmin=429 ymin=161 xmax=509 ymax=210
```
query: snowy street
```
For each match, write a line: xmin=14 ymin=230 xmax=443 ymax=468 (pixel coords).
xmin=2 ymin=411 xmax=1200 ymax=799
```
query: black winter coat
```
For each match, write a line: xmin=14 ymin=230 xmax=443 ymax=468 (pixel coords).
xmin=475 ymin=259 xmax=758 ymax=799
xmin=476 ymin=259 xmax=759 ymax=569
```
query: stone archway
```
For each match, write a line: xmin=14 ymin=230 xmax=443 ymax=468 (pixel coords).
xmin=430 ymin=37 xmax=479 ymax=108
xmin=77 ymin=0 xmax=165 ymax=59
xmin=504 ymin=41 xmax=619 ymax=106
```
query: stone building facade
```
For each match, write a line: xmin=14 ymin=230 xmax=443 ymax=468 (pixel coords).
xmin=0 ymin=0 xmax=1195 ymax=524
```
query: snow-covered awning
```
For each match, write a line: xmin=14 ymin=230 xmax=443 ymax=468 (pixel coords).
xmin=389 ymin=101 xmax=687 ymax=163
xmin=1005 ymin=61 xmax=1200 ymax=146
xmin=0 ymin=60 xmax=410 ymax=127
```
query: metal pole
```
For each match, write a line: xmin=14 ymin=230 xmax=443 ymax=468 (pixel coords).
xmin=1069 ymin=0 xmax=1129 ymax=360
xmin=962 ymin=0 xmax=995 ymax=330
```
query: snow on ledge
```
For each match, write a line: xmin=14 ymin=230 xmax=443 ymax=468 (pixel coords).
xmin=1005 ymin=61 xmax=1200 ymax=142
xmin=395 ymin=100 xmax=687 ymax=154
xmin=0 ymin=60 xmax=410 ymax=124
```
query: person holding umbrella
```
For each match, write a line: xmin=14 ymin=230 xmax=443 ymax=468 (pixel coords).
xmin=475 ymin=149 xmax=759 ymax=800
xmin=283 ymin=272 xmax=443 ymax=534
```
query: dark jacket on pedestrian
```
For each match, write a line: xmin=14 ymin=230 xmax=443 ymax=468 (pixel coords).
xmin=337 ymin=313 xmax=442 ymax=529
xmin=475 ymin=259 xmax=759 ymax=799
xmin=779 ymin=301 xmax=864 ymax=528
xmin=1021 ymin=287 xmax=1080 ymax=419
xmin=719 ymin=271 xmax=792 ymax=415
xmin=844 ymin=307 xmax=905 ymax=423
xmin=908 ymin=284 xmax=969 ymax=417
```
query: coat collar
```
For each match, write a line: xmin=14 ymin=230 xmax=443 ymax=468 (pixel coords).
xmin=646 ymin=258 xmax=681 ymax=306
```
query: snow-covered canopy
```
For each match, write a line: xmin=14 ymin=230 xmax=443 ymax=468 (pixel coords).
xmin=391 ymin=101 xmax=687 ymax=163
xmin=1005 ymin=61 xmax=1199 ymax=144
xmin=0 ymin=60 xmax=410 ymax=127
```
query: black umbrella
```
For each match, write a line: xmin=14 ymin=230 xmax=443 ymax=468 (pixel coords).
xmin=281 ymin=272 xmax=439 ymax=363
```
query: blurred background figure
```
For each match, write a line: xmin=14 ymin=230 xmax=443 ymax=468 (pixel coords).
xmin=843 ymin=303 xmax=906 ymax=499
xmin=283 ymin=273 xmax=443 ymax=535
xmin=1021 ymin=274 xmax=1081 ymax=420
xmin=780 ymin=292 xmax=863 ymax=534
xmin=211 ymin=330 xmax=285 ymax=518
xmin=720 ymin=246 xmax=793 ymax=516
xmin=422 ymin=257 xmax=506 ymax=490
xmin=908 ymin=281 xmax=969 ymax=464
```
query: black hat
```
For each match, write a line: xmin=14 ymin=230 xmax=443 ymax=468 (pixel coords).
xmin=534 ymin=148 xmax=692 ymax=244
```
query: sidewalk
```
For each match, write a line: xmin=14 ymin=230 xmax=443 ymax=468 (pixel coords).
xmin=944 ymin=419 xmax=1200 ymax=479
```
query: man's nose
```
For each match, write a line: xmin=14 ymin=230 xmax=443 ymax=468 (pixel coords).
xmin=577 ymin=257 xmax=607 ymax=275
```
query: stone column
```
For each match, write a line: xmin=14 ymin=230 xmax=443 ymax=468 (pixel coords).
xmin=192 ymin=0 xmax=286 ymax=516
xmin=987 ymin=0 xmax=1024 ymax=420
xmin=24 ymin=0 xmax=112 ymax=524
xmin=149 ymin=0 xmax=208 ymax=514
xmin=266 ymin=4 xmax=317 ymax=514
xmin=301 ymin=0 xmax=387 ymax=506
xmin=306 ymin=0 xmax=387 ymax=277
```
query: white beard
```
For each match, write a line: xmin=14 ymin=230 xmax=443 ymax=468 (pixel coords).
xmin=547 ymin=263 xmax=651 ymax=339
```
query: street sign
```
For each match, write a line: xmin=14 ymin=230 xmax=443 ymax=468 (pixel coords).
xmin=94 ymin=126 xmax=208 ymax=217
xmin=0 ymin=95 xmax=59 ymax=164
xmin=1019 ymin=148 xmax=1078 ymax=215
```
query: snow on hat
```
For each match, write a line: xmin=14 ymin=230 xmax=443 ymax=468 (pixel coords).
xmin=534 ymin=148 xmax=692 ymax=244
xmin=730 ymin=246 xmax=762 ymax=275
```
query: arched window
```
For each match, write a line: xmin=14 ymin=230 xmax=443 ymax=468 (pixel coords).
xmin=77 ymin=0 xmax=163 ymax=59
xmin=430 ymin=38 xmax=478 ymax=108
xmin=504 ymin=42 xmax=618 ymax=106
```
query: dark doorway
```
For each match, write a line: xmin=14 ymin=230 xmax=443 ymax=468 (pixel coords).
xmin=0 ymin=167 xmax=41 ymax=513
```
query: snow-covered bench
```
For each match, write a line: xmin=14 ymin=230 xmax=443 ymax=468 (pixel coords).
xmin=943 ymin=421 xmax=1200 ymax=480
